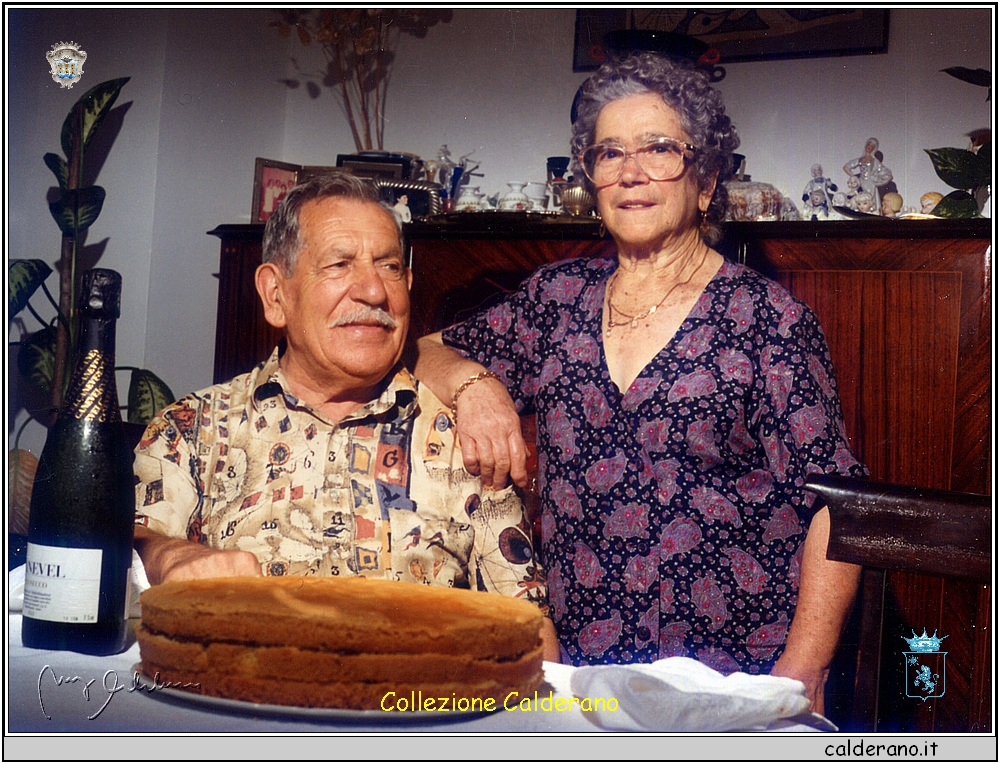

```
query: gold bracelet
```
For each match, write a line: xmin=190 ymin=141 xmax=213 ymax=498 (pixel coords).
xmin=451 ymin=370 xmax=501 ymax=421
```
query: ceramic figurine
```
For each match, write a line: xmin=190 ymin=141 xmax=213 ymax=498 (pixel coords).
xmin=854 ymin=191 xmax=876 ymax=214
xmin=435 ymin=145 xmax=457 ymax=191
xmin=921 ymin=191 xmax=944 ymax=215
xmin=842 ymin=175 xmax=862 ymax=209
xmin=843 ymin=137 xmax=893 ymax=209
xmin=801 ymin=164 xmax=837 ymax=220
xmin=880 ymin=191 xmax=903 ymax=217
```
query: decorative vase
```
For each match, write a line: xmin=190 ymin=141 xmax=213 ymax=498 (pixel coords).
xmin=455 ymin=186 xmax=484 ymax=212
xmin=499 ymin=182 xmax=530 ymax=212
xmin=560 ymin=185 xmax=595 ymax=216
xmin=524 ymin=182 xmax=549 ymax=211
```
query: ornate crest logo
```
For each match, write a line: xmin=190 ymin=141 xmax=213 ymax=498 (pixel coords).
xmin=46 ymin=41 xmax=87 ymax=89
xmin=902 ymin=629 xmax=947 ymax=701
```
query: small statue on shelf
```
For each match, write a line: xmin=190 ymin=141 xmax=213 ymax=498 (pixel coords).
xmin=833 ymin=175 xmax=861 ymax=210
xmin=803 ymin=187 xmax=831 ymax=220
xmin=854 ymin=191 xmax=876 ymax=215
xmin=801 ymin=164 xmax=837 ymax=220
xmin=921 ymin=191 xmax=944 ymax=215
xmin=843 ymin=137 xmax=893 ymax=209
xmin=880 ymin=191 xmax=903 ymax=217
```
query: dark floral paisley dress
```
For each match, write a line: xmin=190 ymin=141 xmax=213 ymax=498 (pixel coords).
xmin=442 ymin=256 xmax=867 ymax=672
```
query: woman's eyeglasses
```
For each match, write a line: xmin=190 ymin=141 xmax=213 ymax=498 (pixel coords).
xmin=580 ymin=137 xmax=698 ymax=185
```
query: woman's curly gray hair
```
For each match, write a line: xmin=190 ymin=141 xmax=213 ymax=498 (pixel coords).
xmin=570 ymin=53 xmax=740 ymax=245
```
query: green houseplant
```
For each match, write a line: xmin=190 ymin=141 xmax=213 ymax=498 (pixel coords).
xmin=924 ymin=67 xmax=991 ymax=217
xmin=9 ymin=77 xmax=174 ymax=507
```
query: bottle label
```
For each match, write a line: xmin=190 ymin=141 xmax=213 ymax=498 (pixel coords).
xmin=23 ymin=543 xmax=102 ymax=623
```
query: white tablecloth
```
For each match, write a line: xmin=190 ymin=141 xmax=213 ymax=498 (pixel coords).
xmin=7 ymin=614 xmax=829 ymax=734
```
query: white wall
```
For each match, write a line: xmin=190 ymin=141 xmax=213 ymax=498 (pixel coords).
xmin=7 ymin=8 xmax=288 ymax=454
xmin=7 ymin=8 xmax=170 ymax=454
xmin=283 ymin=9 xmax=587 ymax=196
xmin=141 ymin=10 xmax=288 ymax=392
xmin=6 ymin=7 xmax=994 ymax=455
xmin=284 ymin=8 xmax=993 ymax=207
xmin=715 ymin=8 xmax=994 ymax=206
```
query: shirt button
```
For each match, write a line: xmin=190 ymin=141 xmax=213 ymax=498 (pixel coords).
xmin=637 ymin=540 xmax=650 ymax=555
xmin=637 ymin=626 xmax=651 ymax=641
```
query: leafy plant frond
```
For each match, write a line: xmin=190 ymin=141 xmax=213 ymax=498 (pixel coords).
xmin=48 ymin=186 xmax=107 ymax=236
xmin=931 ymin=190 xmax=980 ymax=218
xmin=43 ymin=152 xmax=69 ymax=190
xmin=924 ymin=147 xmax=991 ymax=191
xmin=59 ymin=77 xmax=130 ymax=158
xmin=941 ymin=67 xmax=991 ymax=88
xmin=9 ymin=259 xmax=53 ymax=317
xmin=17 ymin=325 xmax=57 ymax=394
xmin=127 ymin=369 xmax=175 ymax=424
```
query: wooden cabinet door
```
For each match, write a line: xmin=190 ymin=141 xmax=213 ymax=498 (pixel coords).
xmin=210 ymin=226 xmax=282 ymax=384
xmin=409 ymin=237 xmax=615 ymax=336
xmin=748 ymin=232 xmax=991 ymax=732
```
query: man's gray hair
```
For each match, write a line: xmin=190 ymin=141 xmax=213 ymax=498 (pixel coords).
xmin=262 ymin=173 xmax=403 ymax=275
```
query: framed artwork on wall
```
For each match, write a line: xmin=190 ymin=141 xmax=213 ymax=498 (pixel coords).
xmin=251 ymin=158 xmax=299 ymax=223
xmin=574 ymin=9 xmax=890 ymax=71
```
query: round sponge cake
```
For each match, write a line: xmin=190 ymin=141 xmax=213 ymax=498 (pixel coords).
xmin=137 ymin=576 xmax=544 ymax=709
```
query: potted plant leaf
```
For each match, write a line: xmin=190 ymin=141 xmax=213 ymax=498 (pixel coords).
xmin=9 ymin=77 xmax=174 ymax=534
xmin=924 ymin=67 xmax=991 ymax=217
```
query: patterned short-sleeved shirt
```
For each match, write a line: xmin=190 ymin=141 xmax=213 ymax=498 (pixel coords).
xmin=442 ymin=257 xmax=867 ymax=671
xmin=133 ymin=348 xmax=547 ymax=610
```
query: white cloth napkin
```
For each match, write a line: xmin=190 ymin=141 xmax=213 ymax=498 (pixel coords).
xmin=569 ymin=657 xmax=817 ymax=732
xmin=8 ymin=549 xmax=150 ymax=618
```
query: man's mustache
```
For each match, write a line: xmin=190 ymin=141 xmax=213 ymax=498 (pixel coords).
xmin=329 ymin=306 xmax=398 ymax=329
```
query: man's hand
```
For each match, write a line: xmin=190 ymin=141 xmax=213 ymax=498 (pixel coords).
xmin=453 ymin=375 xmax=527 ymax=489
xmin=133 ymin=525 xmax=262 ymax=585
xmin=415 ymin=333 xmax=528 ymax=489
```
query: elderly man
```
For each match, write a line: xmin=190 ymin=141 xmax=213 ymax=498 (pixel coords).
xmin=133 ymin=174 xmax=556 ymax=655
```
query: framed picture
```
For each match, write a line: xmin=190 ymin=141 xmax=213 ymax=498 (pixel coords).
xmin=297 ymin=165 xmax=344 ymax=184
xmin=374 ymin=179 xmax=443 ymax=221
xmin=337 ymin=153 xmax=410 ymax=181
xmin=252 ymin=158 xmax=300 ymax=223
xmin=574 ymin=9 xmax=890 ymax=70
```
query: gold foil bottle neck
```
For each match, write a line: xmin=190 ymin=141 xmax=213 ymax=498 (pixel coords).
xmin=63 ymin=349 xmax=120 ymax=423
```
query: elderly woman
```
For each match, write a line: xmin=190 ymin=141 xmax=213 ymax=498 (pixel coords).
xmin=415 ymin=53 xmax=866 ymax=712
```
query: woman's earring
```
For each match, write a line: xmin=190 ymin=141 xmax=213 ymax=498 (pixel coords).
xmin=699 ymin=210 xmax=711 ymax=237
xmin=599 ymin=220 xmax=606 ymax=238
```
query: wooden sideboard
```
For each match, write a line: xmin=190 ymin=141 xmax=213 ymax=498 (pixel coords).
xmin=209 ymin=215 xmax=991 ymax=731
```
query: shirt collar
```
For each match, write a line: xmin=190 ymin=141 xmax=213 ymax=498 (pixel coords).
xmin=249 ymin=347 xmax=418 ymax=425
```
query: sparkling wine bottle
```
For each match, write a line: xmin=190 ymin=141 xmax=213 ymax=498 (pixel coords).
xmin=22 ymin=268 xmax=135 ymax=654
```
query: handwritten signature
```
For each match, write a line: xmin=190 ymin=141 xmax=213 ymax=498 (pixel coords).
xmin=37 ymin=665 xmax=201 ymax=720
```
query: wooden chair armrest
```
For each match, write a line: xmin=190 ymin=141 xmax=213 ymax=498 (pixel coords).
xmin=804 ymin=475 xmax=991 ymax=583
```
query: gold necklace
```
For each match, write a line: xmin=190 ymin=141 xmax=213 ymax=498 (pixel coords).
xmin=605 ymin=249 xmax=708 ymax=332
